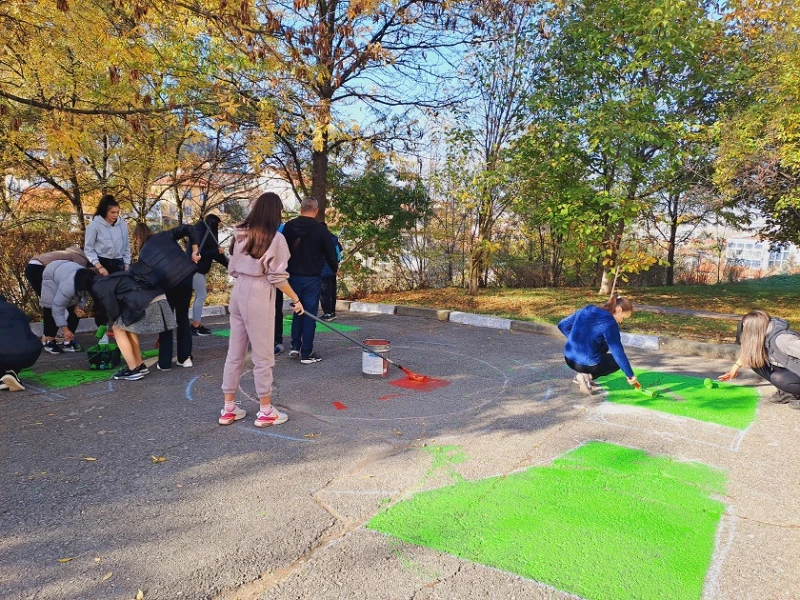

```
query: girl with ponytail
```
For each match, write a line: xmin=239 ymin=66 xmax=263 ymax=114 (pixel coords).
xmin=558 ymin=294 xmax=639 ymax=395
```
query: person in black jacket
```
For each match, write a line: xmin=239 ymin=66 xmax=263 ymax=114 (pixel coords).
xmin=281 ymin=196 xmax=339 ymax=364
xmin=132 ymin=223 xmax=200 ymax=371
xmin=187 ymin=214 xmax=229 ymax=336
xmin=0 ymin=295 xmax=43 ymax=392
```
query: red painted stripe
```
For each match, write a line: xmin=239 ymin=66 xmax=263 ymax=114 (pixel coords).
xmin=332 ymin=401 xmax=348 ymax=410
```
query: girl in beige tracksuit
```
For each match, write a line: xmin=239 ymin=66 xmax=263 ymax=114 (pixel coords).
xmin=219 ymin=192 xmax=303 ymax=428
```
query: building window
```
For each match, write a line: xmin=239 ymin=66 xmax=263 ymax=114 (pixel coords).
xmin=726 ymin=240 xmax=764 ymax=269
xmin=768 ymin=246 xmax=790 ymax=268
xmin=184 ymin=203 xmax=194 ymax=218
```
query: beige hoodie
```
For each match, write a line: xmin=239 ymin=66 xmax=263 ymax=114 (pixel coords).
xmin=228 ymin=228 xmax=290 ymax=286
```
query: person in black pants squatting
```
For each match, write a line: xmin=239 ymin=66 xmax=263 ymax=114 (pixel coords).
xmin=0 ymin=295 xmax=44 ymax=392
xmin=132 ymin=223 xmax=200 ymax=371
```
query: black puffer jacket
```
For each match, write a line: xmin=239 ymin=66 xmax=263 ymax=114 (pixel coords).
xmin=0 ymin=295 xmax=42 ymax=367
xmin=92 ymin=271 xmax=162 ymax=326
xmin=133 ymin=224 xmax=199 ymax=290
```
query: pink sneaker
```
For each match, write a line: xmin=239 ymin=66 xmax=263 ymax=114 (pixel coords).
xmin=218 ymin=405 xmax=246 ymax=425
xmin=254 ymin=406 xmax=288 ymax=428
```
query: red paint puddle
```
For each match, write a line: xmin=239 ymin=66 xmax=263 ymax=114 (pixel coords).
xmin=332 ymin=401 xmax=348 ymax=410
xmin=378 ymin=393 xmax=404 ymax=401
xmin=389 ymin=376 xmax=451 ymax=392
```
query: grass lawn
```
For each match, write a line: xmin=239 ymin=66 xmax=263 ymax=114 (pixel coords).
xmin=359 ymin=274 xmax=800 ymax=342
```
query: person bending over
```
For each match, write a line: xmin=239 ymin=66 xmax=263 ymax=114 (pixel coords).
xmin=39 ymin=261 xmax=96 ymax=354
xmin=0 ymin=295 xmax=43 ymax=392
xmin=720 ymin=310 xmax=800 ymax=409
xmin=558 ymin=295 xmax=639 ymax=395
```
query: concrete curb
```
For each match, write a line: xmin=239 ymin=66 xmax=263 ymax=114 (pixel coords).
xmin=396 ymin=305 xmax=451 ymax=321
xmin=349 ymin=302 xmax=396 ymax=315
xmin=449 ymin=311 xmax=511 ymax=330
xmin=336 ymin=302 xmax=740 ymax=361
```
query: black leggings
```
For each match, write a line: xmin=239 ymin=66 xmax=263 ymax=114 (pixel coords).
xmin=565 ymin=354 xmax=621 ymax=379
xmin=158 ymin=274 xmax=193 ymax=368
xmin=275 ymin=288 xmax=284 ymax=345
xmin=752 ymin=365 xmax=800 ymax=397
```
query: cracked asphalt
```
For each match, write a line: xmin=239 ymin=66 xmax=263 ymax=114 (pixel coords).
xmin=1 ymin=311 xmax=799 ymax=600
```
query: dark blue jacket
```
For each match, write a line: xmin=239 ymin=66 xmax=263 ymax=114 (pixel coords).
xmin=0 ymin=295 xmax=42 ymax=368
xmin=558 ymin=304 xmax=634 ymax=377
xmin=321 ymin=233 xmax=342 ymax=278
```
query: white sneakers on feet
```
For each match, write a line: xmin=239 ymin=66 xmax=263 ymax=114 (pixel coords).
xmin=573 ymin=373 xmax=595 ymax=395
xmin=254 ymin=406 xmax=288 ymax=427
xmin=177 ymin=357 xmax=193 ymax=368
xmin=218 ymin=405 xmax=246 ymax=425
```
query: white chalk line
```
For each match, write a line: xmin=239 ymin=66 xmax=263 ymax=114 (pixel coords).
xmin=703 ymin=508 xmax=737 ymax=600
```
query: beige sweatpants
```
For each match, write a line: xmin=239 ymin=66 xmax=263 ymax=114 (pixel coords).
xmin=221 ymin=274 xmax=276 ymax=398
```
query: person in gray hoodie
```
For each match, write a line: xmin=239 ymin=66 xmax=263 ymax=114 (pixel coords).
xmin=84 ymin=194 xmax=131 ymax=330
xmin=39 ymin=260 xmax=96 ymax=354
xmin=720 ymin=310 xmax=800 ymax=409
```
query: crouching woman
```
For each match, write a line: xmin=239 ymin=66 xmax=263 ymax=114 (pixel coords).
xmin=558 ymin=295 xmax=639 ymax=395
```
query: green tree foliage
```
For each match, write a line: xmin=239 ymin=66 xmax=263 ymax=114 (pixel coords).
xmin=519 ymin=0 xmax=735 ymax=292
xmin=715 ymin=0 xmax=800 ymax=246
xmin=330 ymin=164 xmax=430 ymax=272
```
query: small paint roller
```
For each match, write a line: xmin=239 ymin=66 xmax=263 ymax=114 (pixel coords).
xmin=634 ymin=382 xmax=659 ymax=399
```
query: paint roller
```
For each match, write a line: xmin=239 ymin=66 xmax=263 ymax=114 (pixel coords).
xmin=634 ymin=382 xmax=659 ymax=399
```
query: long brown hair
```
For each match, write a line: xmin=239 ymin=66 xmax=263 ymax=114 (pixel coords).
xmin=133 ymin=223 xmax=152 ymax=249
xmin=739 ymin=310 xmax=770 ymax=368
xmin=235 ymin=192 xmax=282 ymax=258
xmin=602 ymin=295 xmax=633 ymax=315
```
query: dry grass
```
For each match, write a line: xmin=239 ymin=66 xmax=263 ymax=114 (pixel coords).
xmin=360 ymin=276 xmax=800 ymax=343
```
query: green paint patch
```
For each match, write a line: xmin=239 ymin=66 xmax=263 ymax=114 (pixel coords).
xmin=212 ymin=315 xmax=361 ymax=338
xmin=367 ymin=442 xmax=726 ymax=600
xmin=601 ymin=370 xmax=759 ymax=429
xmin=141 ymin=349 xmax=159 ymax=358
xmin=21 ymin=368 xmax=111 ymax=389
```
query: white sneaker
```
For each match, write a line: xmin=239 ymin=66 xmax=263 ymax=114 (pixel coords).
xmin=177 ymin=357 xmax=193 ymax=368
xmin=573 ymin=373 xmax=594 ymax=395
xmin=98 ymin=334 xmax=109 ymax=345
xmin=218 ymin=405 xmax=246 ymax=425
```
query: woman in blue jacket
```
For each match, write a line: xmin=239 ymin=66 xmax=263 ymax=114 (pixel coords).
xmin=558 ymin=296 xmax=639 ymax=395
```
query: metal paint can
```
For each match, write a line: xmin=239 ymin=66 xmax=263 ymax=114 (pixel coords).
xmin=362 ymin=339 xmax=390 ymax=378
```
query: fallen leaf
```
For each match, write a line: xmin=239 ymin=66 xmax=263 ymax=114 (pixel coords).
xmin=136 ymin=589 xmax=144 ymax=599
xmin=57 ymin=557 xmax=74 ymax=563
xmin=94 ymin=557 xmax=101 ymax=563
xmin=84 ymin=457 xmax=98 ymax=462
xmin=102 ymin=572 xmax=113 ymax=581
xmin=303 ymin=433 xmax=317 ymax=438
xmin=151 ymin=456 xmax=166 ymax=463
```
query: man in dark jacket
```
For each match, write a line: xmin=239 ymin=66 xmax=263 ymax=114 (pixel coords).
xmin=281 ymin=196 xmax=339 ymax=363
xmin=0 ymin=295 xmax=43 ymax=392
xmin=188 ymin=214 xmax=229 ymax=336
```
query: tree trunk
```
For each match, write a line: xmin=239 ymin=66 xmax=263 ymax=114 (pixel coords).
xmin=598 ymin=217 xmax=626 ymax=295
xmin=311 ymin=148 xmax=328 ymax=220
xmin=665 ymin=193 xmax=679 ymax=286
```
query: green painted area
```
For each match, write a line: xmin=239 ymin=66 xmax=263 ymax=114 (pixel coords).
xmin=212 ymin=315 xmax=361 ymax=338
xmin=367 ymin=441 xmax=726 ymax=600
xmin=21 ymin=368 xmax=111 ymax=389
xmin=601 ymin=370 xmax=759 ymax=429
xmin=141 ymin=349 xmax=159 ymax=358
xmin=422 ymin=445 xmax=469 ymax=484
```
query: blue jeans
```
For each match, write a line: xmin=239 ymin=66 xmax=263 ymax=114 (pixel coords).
xmin=289 ymin=275 xmax=321 ymax=359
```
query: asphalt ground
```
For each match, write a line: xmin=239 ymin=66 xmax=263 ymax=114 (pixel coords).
xmin=1 ymin=312 xmax=798 ymax=600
